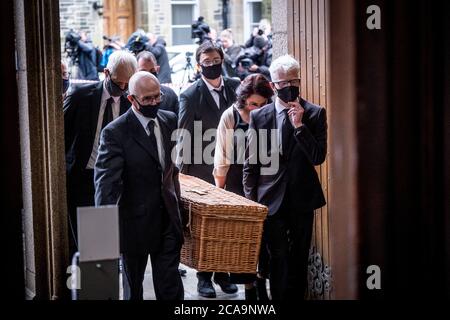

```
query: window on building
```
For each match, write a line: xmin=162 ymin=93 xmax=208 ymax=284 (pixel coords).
xmin=244 ymin=0 xmax=262 ymax=39
xmin=171 ymin=0 xmax=197 ymax=45
xmin=136 ymin=0 xmax=149 ymax=32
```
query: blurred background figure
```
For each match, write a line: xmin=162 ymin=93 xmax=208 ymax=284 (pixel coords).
xmin=100 ymin=35 xmax=124 ymax=71
xmin=61 ymin=60 xmax=70 ymax=100
xmin=236 ymin=35 xmax=271 ymax=80
xmin=64 ymin=29 xmax=100 ymax=81
xmin=146 ymin=33 xmax=172 ymax=84
xmin=191 ymin=16 xmax=211 ymax=45
xmin=220 ymin=29 xmax=244 ymax=78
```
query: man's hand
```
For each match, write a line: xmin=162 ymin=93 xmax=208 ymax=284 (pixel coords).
xmin=249 ymin=64 xmax=259 ymax=72
xmin=287 ymin=100 xmax=304 ymax=128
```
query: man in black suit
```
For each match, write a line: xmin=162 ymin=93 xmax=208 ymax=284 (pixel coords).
xmin=136 ymin=50 xmax=179 ymax=115
xmin=94 ymin=71 xmax=184 ymax=300
xmin=64 ymin=50 xmax=137 ymax=257
xmin=178 ymin=41 xmax=240 ymax=298
xmin=243 ymin=55 xmax=327 ymax=300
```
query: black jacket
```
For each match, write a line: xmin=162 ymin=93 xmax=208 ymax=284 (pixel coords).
xmin=148 ymin=39 xmax=172 ymax=84
xmin=243 ymin=99 xmax=327 ymax=215
xmin=178 ymin=77 xmax=240 ymax=184
xmin=94 ymin=108 xmax=183 ymax=254
xmin=160 ymin=85 xmax=179 ymax=116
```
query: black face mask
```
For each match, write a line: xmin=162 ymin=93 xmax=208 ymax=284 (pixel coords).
xmin=62 ymin=79 xmax=70 ymax=94
xmin=106 ymin=75 xmax=127 ymax=97
xmin=134 ymin=98 xmax=160 ymax=119
xmin=201 ymin=63 xmax=222 ymax=80
xmin=277 ymin=85 xmax=300 ymax=103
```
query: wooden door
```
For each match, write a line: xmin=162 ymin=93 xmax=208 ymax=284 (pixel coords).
xmin=288 ymin=0 xmax=332 ymax=300
xmin=103 ymin=0 xmax=135 ymax=43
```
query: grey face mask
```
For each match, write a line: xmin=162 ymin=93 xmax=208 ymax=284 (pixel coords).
xmin=106 ymin=75 xmax=127 ymax=97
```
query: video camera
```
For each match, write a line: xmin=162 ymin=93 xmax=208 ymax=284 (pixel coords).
xmin=191 ymin=16 xmax=210 ymax=45
xmin=64 ymin=29 xmax=81 ymax=64
xmin=126 ymin=32 xmax=149 ymax=55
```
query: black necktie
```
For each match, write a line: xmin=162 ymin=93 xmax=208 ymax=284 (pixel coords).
xmin=282 ymin=109 xmax=294 ymax=156
xmin=147 ymin=120 xmax=158 ymax=149
xmin=213 ymin=87 xmax=227 ymax=110
xmin=102 ymin=97 xmax=114 ymax=130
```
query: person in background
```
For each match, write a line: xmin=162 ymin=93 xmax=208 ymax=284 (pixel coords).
xmin=100 ymin=35 xmax=124 ymax=71
xmin=76 ymin=31 xmax=100 ymax=81
xmin=220 ymin=29 xmax=244 ymax=78
xmin=213 ymin=73 xmax=273 ymax=300
xmin=61 ymin=60 xmax=70 ymax=100
xmin=146 ymin=33 xmax=172 ymax=84
xmin=136 ymin=51 xmax=179 ymax=116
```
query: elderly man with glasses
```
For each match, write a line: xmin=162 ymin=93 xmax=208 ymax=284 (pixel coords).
xmin=94 ymin=71 xmax=184 ymax=300
xmin=243 ymin=54 xmax=328 ymax=300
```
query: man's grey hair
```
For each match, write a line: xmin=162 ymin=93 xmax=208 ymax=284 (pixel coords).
xmin=106 ymin=50 xmax=138 ymax=76
xmin=128 ymin=71 xmax=159 ymax=96
xmin=269 ymin=54 xmax=300 ymax=80
xmin=136 ymin=50 xmax=157 ymax=65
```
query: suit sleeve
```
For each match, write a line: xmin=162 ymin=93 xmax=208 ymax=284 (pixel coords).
xmin=94 ymin=127 xmax=124 ymax=206
xmin=293 ymin=107 xmax=328 ymax=165
xmin=177 ymin=92 xmax=194 ymax=173
xmin=243 ymin=112 xmax=260 ymax=202
xmin=63 ymin=90 xmax=78 ymax=154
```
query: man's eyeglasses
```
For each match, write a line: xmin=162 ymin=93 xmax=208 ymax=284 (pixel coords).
xmin=273 ymin=79 xmax=301 ymax=88
xmin=134 ymin=91 xmax=164 ymax=105
xmin=200 ymin=59 xmax=222 ymax=67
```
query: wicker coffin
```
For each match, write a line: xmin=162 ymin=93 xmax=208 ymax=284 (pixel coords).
xmin=179 ymin=173 xmax=268 ymax=273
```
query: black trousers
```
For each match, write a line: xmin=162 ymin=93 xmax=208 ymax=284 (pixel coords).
xmin=66 ymin=169 xmax=96 ymax=258
xmin=263 ymin=204 xmax=314 ymax=300
xmin=122 ymin=225 xmax=184 ymax=300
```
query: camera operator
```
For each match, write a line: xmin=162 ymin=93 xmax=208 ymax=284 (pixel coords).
xmin=236 ymin=35 xmax=272 ymax=80
xmin=191 ymin=16 xmax=211 ymax=45
xmin=220 ymin=29 xmax=244 ymax=78
xmin=245 ymin=19 xmax=272 ymax=48
xmin=65 ymin=30 xmax=99 ymax=81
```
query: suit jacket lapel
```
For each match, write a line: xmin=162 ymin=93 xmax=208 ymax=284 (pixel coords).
xmin=156 ymin=112 xmax=173 ymax=175
xmin=128 ymin=110 xmax=160 ymax=165
xmin=90 ymin=81 xmax=104 ymax=144
xmin=262 ymin=103 xmax=276 ymax=152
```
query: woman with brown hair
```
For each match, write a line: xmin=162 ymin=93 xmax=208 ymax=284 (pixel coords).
xmin=213 ymin=73 xmax=274 ymax=300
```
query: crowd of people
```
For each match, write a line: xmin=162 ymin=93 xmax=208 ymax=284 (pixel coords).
xmin=63 ymin=17 xmax=273 ymax=87
xmin=62 ymin=17 xmax=327 ymax=301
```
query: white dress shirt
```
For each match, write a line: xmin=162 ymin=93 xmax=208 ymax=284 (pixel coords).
xmin=131 ymin=107 xmax=165 ymax=171
xmin=202 ymin=76 xmax=226 ymax=109
xmin=86 ymin=83 xmax=121 ymax=169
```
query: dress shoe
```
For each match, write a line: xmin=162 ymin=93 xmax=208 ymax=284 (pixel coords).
xmin=214 ymin=276 xmax=238 ymax=294
xmin=245 ymin=287 xmax=257 ymax=300
xmin=197 ymin=278 xmax=216 ymax=298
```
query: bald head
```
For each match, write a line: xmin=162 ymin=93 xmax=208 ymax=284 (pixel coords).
xmin=128 ymin=71 xmax=160 ymax=96
xmin=127 ymin=71 xmax=162 ymax=113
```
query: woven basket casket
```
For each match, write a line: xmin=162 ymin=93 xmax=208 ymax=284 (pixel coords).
xmin=179 ymin=174 xmax=268 ymax=273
